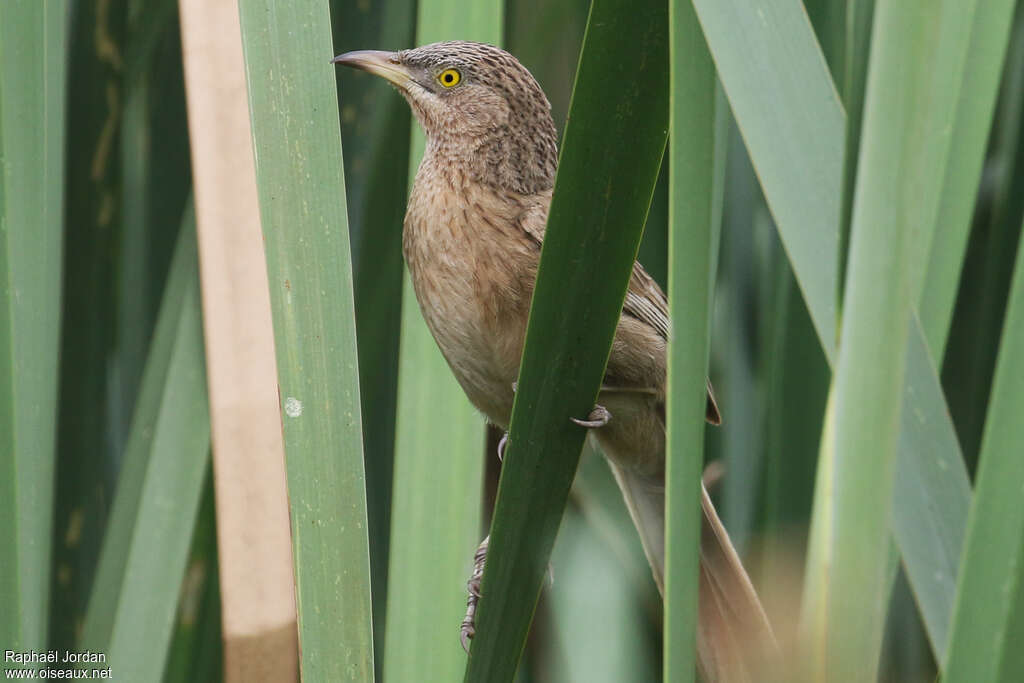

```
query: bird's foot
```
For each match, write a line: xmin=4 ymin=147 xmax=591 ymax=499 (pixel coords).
xmin=571 ymin=404 xmax=611 ymax=429
xmin=459 ymin=534 xmax=555 ymax=652
xmin=461 ymin=535 xmax=490 ymax=652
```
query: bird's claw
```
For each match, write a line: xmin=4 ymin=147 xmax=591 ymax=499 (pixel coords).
xmin=459 ymin=534 xmax=555 ymax=652
xmin=497 ymin=432 xmax=508 ymax=462
xmin=571 ymin=404 xmax=611 ymax=428
xmin=461 ymin=535 xmax=490 ymax=652
xmin=460 ymin=623 xmax=474 ymax=653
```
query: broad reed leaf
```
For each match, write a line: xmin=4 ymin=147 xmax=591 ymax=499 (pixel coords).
xmin=464 ymin=0 xmax=669 ymax=677
xmin=891 ymin=320 xmax=972 ymax=661
xmin=664 ymin=1 xmax=724 ymax=679
xmin=944 ymin=225 xmax=1024 ymax=682
xmin=809 ymin=3 xmax=931 ymax=678
xmin=330 ymin=0 xmax=416 ymax=654
xmin=237 ymin=0 xmax=374 ymax=677
xmin=0 ymin=0 xmax=67 ymax=661
xmin=689 ymin=0 xmax=844 ymax=359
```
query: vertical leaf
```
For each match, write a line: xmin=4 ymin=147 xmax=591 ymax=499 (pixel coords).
xmin=944 ymin=224 xmax=1024 ymax=682
xmin=941 ymin=7 xmax=1024 ymax=467
xmin=664 ymin=0 xmax=722 ymax=679
xmin=330 ymin=0 xmax=417 ymax=658
xmin=919 ymin=0 xmax=1019 ymax=359
xmin=808 ymin=3 xmax=924 ymax=678
xmin=80 ymin=210 xmax=211 ymax=681
xmin=236 ymin=0 xmax=374 ymax=678
xmin=837 ymin=0 xmax=874 ymax=293
xmin=0 ymin=0 xmax=67 ymax=661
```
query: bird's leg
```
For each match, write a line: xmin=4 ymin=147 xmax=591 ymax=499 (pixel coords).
xmin=571 ymin=403 xmax=611 ymax=428
xmin=461 ymin=535 xmax=489 ymax=652
xmin=465 ymin=379 xmax=570 ymax=650
xmin=459 ymin=533 xmax=553 ymax=652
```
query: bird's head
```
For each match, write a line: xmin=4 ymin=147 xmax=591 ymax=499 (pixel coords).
xmin=333 ymin=41 xmax=558 ymax=194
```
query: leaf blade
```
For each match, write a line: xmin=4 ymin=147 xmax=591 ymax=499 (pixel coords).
xmin=464 ymin=0 xmax=670 ymax=677
xmin=236 ymin=0 xmax=375 ymax=677
xmin=664 ymin=1 xmax=723 ymax=679
xmin=689 ymin=0 xmax=844 ymax=360
xmin=944 ymin=222 xmax=1024 ymax=682
xmin=0 ymin=0 xmax=67 ymax=659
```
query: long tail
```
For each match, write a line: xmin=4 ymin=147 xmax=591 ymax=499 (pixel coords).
xmin=606 ymin=461 xmax=777 ymax=682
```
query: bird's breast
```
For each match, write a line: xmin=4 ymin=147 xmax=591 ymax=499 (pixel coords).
xmin=402 ymin=164 xmax=539 ymax=427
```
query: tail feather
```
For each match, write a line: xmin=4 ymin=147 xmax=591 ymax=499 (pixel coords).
xmin=605 ymin=460 xmax=777 ymax=682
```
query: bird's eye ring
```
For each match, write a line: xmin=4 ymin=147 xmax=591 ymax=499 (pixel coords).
xmin=438 ymin=68 xmax=461 ymax=87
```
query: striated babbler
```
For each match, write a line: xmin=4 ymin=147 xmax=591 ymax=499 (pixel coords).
xmin=333 ymin=41 xmax=775 ymax=681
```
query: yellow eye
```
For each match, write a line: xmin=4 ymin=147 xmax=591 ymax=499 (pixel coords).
xmin=438 ymin=68 xmax=461 ymax=87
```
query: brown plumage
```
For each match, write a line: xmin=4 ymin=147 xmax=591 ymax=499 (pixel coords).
xmin=334 ymin=41 xmax=775 ymax=681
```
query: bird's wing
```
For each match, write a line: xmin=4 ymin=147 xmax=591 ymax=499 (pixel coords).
xmin=621 ymin=261 xmax=721 ymax=424
xmin=519 ymin=200 xmax=719 ymax=422
xmin=520 ymin=201 xmax=671 ymax=340
xmin=623 ymin=262 xmax=670 ymax=341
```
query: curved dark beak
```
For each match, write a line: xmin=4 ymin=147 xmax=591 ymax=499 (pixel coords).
xmin=331 ymin=50 xmax=411 ymax=89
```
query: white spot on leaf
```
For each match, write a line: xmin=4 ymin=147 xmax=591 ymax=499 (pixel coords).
xmin=284 ymin=396 xmax=303 ymax=418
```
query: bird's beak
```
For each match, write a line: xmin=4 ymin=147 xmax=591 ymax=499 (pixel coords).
xmin=331 ymin=50 xmax=412 ymax=89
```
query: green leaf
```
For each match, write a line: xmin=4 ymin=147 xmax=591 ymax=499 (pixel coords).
xmin=694 ymin=0 xmax=991 ymax=665
xmin=937 ymin=9 xmax=1024 ymax=467
xmin=837 ymin=0 xmax=874 ymax=293
xmin=162 ymin=474 xmax=223 ymax=683
xmin=0 ymin=0 xmax=67 ymax=660
xmin=890 ymin=319 xmax=972 ymax=662
xmin=664 ymin=1 xmax=723 ymax=679
xmin=884 ymin=2 xmax=991 ymax=308
xmin=381 ymin=2 xmax=499 ymax=680
xmin=463 ymin=0 xmax=669 ymax=677
xmin=689 ymin=0 xmax=844 ymax=360
xmin=943 ymin=222 xmax=1024 ymax=682
xmin=918 ymin=0 xmax=1019 ymax=359
xmin=806 ymin=3 xmax=929 ymax=677
xmin=330 ymin=0 xmax=417 ymax=655
xmin=236 ymin=0 xmax=374 ymax=678
xmin=116 ymin=0 xmax=192 ymax=445
xmin=79 ymin=208 xmax=211 ymax=680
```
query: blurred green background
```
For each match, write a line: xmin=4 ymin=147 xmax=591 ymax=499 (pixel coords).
xmin=3 ymin=0 xmax=1024 ymax=681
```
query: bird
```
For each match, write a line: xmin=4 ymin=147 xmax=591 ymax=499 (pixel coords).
xmin=333 ymin=41 xmax=775 ymax=681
